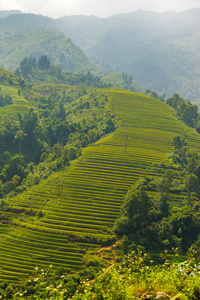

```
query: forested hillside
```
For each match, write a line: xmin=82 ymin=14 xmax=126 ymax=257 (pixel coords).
xmin=0 ymin=10 xmax=22 ymax=19
xmin=0 ymin=25 xmax=96 ymax=73
xmin=55 ymin=9 xmax=200 ymax=101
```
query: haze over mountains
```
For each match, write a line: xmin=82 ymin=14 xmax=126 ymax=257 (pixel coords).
xmin=1 ymin=9 xmax=200 ymax=101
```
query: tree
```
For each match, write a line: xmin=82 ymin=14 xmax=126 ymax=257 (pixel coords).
xmin=167 ymin=93 xmax=183 ymax=110
xmin=150 ymin=91 xmax=158 ymax=99
xmin=2 ymin=181 xmax=12 ymax=196
xmin=11 ymin=175 xmax=21 ymax=190
xmin=185 ymin=174 xmax=198 ymax=201
xmin=145 ymin=89 xmax=151 ymax=95
xmin=157 ymin=169 xmax=173 ymax=194
xmin=0 ymin=93 xmax=12 ymax=107
xmin=159 ymin=193 xmax=169 ymax=218
xmin=19 ymin=56 xmax=36 ymax=77
xmin=55 ymin=101 xmax=66 ymax=120
xmin=88 ymin=129 xmax=98 ymax=145
xmin=114 ymin=188 xmax=152 ymax=235
xmin=187 ymin=152 xmax=199 ymax=174
xmin=52 ymin=143 xmax=63 ymax=159
xmin=0 ymin=180 xmax=3 ymax=198
xmin=3 ymin=151 xmax=11 ymax=164
xmin=177 ymin=100 xmax=198 ymax=128
xmin=15 ymin=130 xmax=27 ymax=154
xmin=172 ymin=135 xmax=187 ymax=150
xmin=1 ymin=155 xmax=25 ymax=183
xmin=38 ymin=55 xmax=51 ymax=70
xmin=169 ymin=208 xmax=198 ymax=252
xmin=157 ymin=170 xmax=173 ymax=218
xmin=22 ymin=108 xmax=38 ymax=137
xmin=167 ymin=93 xmax=198 ymax=128
xmin=172 ymin=136 xmax=188 ymax=170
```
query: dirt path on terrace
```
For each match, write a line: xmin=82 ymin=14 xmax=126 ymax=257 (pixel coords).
xmin=86 ymin=239 xmax=121 ymax=286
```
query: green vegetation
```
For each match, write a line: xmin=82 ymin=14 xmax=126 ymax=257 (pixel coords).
xmin=0 ymin=88 xmax=13 ymax=107
xmin=0 ymin=245 xmax=199 ymax=299
xmin=1 ymin=10 xmax=200 ymax=299
xmin=166 ymin=93 xmax=199 ymax=129
xmin=102 ymin=72 xmax=144 ymax=94
xmin=0 ymin=74 xmax=115 ymax=199
xmin=14 ymin=55 xmax=109 ymax=87
xmin=0 ymin=10 xmax=22 ymax=19
xmin=0 ymin=26 xmax=96 ymax=73
xmin=0 ymin=80 xmax=199 ymax=284
xmin=54 ymin=10 xmax=200 ymax=101
xmin=0 ymin=65 xmax=200 ymax=298
xmin=114 ymin=143 xmax=200 ymax=252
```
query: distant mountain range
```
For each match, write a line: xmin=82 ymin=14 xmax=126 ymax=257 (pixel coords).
xmin=1 ymin=9 xmax=200 ymax=101
xmin=54 ymin=9 xmax=200 ymax=102
xmin=0 ymin=13 xmax=96 ymax=73
xmin=0 ymin=10 xmax=23 ymax=19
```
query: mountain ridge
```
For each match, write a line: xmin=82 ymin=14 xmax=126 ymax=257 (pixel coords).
xmin=0 ymin=25 xmax=97 ymax=73
xmin=1 ymin=9 xmax=200 ymax=100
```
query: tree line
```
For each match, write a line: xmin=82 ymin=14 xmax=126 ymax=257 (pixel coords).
xmin=114 ymin=136 xmax=200 ymax=255
xmin=146 ymin=90 xmax=199 ymax=131
xmin=15 ymin=55 xmax=111 ymax=88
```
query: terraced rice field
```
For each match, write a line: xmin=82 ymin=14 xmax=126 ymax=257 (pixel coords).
xmin=1 ymin=88 xmax=200 ymax=282
xmin=0 ymin=85 xmax=31 ymax=121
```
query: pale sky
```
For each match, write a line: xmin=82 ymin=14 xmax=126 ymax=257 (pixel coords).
xmin=1 ymin=0 xmax=200 ymax=18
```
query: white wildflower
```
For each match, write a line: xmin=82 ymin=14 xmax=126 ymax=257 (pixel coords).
xmin=34 ymin=278 xmax=39 ymax=282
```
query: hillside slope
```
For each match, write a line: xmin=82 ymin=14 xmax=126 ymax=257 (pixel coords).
xmin=55 ymin=9 xmax=200 ymax=101
xmin=0 ymin=87 xmax=200 ymax=282
xmin=0 ymin=67 xmax=31 ymax=120
xmin=0 ymin=10 xmax=23 ymax=19
xmin=102 ymin=72 xmax=144 ymax=94
xmin=0 ymin=25 xmax=96 ymax=73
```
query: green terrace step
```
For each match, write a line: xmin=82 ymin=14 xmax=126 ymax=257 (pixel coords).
xmin=0 ymin=246 xmax=82 ymax=265
xmin=43 ymin=214 xmax=114 ymax=226
xmin=12 ymin=221 xmax=110 ymax=237
xmin=0 ymin=244 xmax=83 ymax=260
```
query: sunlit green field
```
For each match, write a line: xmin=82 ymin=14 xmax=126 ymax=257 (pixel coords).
xmin=0 ymin=85 xmax=31 ymax=121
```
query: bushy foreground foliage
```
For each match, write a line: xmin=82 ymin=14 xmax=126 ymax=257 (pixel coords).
xmin=0 ymin=248 xmax=200 ymax=299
